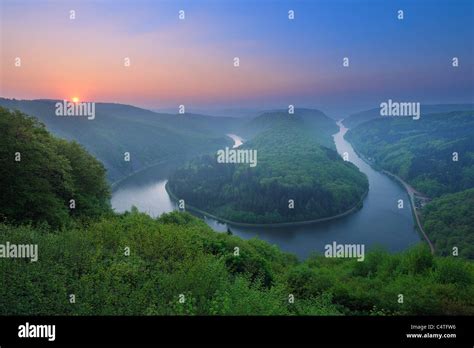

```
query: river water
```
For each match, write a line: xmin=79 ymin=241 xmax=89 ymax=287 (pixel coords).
xmin=111 ymin=127 xmax=420 ymax=259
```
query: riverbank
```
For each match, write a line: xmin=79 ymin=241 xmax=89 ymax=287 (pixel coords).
xmin=110 ymin=157 xmax=176 ymax=189
xmin=112 ymin=124 xmax=420 ymax=259
xmin=341 ymin=122 xmax=435 ymax=254
xmin=165 ymin=181 xmax=368 ymax=228
xmin=111 ymin=137 xmax=235 ymax=189
xmin=381 ymin=170 xmax=435 ymax=254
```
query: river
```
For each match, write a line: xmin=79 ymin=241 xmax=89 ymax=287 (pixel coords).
xmin=111 ymin=127 xmax=420 ymax=259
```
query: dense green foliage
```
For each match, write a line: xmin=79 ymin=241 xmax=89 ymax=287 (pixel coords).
xmin=0 ymin=98 xmax=241 ymax=181
xmin=0 ymin=106 xmax=472 ymax=316
xmin=0 ymin=107 xmax=111 ymax=227
xmin=345 ymin=110 xmax=474 ymax=260
xmin=346 ymin=111 xmax=474 ymax=197
xmin=168 ymin=111 xmax=368 ymax=223
xmin=422 ymin=189 xmax=474 ymax=259
xmin=0 ymin=211 xmax=472 ymax=315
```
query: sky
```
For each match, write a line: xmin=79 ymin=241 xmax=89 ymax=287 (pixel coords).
xmin=0 ymin=0 xmax=473 ymax=116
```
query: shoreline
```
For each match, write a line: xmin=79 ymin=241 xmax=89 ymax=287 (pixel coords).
xmin=164 ymin=128 xmax=369 ymax=228
xmin=380 ymin=170 xmax=435 ymax=254
xmin=110 ymin=157 xmax=176 ymax=189
xmin=165 ymin=181 xmax=368 ymax=228
xmin=111 ymin=136 xmax=235 ymax=189
xmin=342 ymin=124 xmax=435 ymax=254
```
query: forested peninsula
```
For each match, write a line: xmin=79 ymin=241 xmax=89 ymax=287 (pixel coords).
xmin=167 ymin=110 xmax=369 ymax=224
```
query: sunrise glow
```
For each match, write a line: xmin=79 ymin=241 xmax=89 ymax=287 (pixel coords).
xmin=0 ymin=0 xmax=472 ymax=115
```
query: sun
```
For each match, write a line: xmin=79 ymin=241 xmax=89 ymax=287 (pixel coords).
xmin=71 ymin=97 xmax=80 ymax=103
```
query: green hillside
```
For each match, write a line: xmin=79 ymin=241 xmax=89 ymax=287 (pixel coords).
xmin=422 ymin=189 xmax=474 ymax=259
xmin=0 ymin=107 xmax=111 ymax=228
xmin=1 ymin=211 xmax=473 ymax=315
xmin=1 ymin=107 xmax=473 ymax=316
xmin=168 ymin=110 xmax=368 ymax=224
xmin=0 ymin=98 xmax=242 ymax=182
xmin=345 ymin=110 xmax=474 ymax=259
xmin=345 ymin=111 xmax=474 ymax=197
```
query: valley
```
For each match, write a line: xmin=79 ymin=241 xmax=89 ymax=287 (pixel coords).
xmin=1 ymin=104 xmax=471 ymax=316
xmin=112 ymin=115 xmax=419 ymax=259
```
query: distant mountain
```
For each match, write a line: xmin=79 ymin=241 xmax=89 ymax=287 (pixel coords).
xmin=239 ymin=108 xmax=338 ymax=149
xmin=153 ymin=107 xmax=262 ymax=118
xmin=344 ymin=104 xmax=474 ymax=129
xmin=0 ymin=98 xmax=243 ymax=182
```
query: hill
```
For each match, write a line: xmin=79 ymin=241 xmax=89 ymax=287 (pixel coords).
xmin=0 ymin=107 xmax=472 ymax=316
xmin=344 ymin=104 xmax=474 ymax=129
xmin=345 ymin=110 xmax=474 ymax=259
xmin=1 ymin=211 xmax=473 ymax=315
xmin=422 ymin=189 xmax=474 ymax=259
xmin=239 ymin=108 xmax=338 ymax=149
xmin=167 ymin=110 xmax=368 ymax=224
xmin=0 ymin=98 xmax=242 ymax=182
xmin=345 ymin=111 xmax=474 ymax=197
xmin=0 ymin=107 xmax=111 ymax=227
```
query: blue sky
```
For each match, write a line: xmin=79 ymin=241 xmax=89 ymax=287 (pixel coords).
xmin=1 ymin=0 xmax=473 ymax=116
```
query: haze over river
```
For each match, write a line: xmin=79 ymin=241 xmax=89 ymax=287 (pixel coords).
xmin=112 ymin=126 xmax=420 ymax=259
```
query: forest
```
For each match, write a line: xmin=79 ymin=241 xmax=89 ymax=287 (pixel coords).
xmin=0 ymin=98 xmax=238 ymax=182
xmin=422 ymin=189 xmax=474 ymax=259
xmin=167 ymin=110 xmax=368 ymax=224
xmin=345 ymin=110 xmax=474 ymax=259
xmin=2 ymin=210 xmax=473 ymax=315
xmin=1 ymin=107 xmax=472 ymax=316
xmin=0 ymin=108 xmax=111 ymax=228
